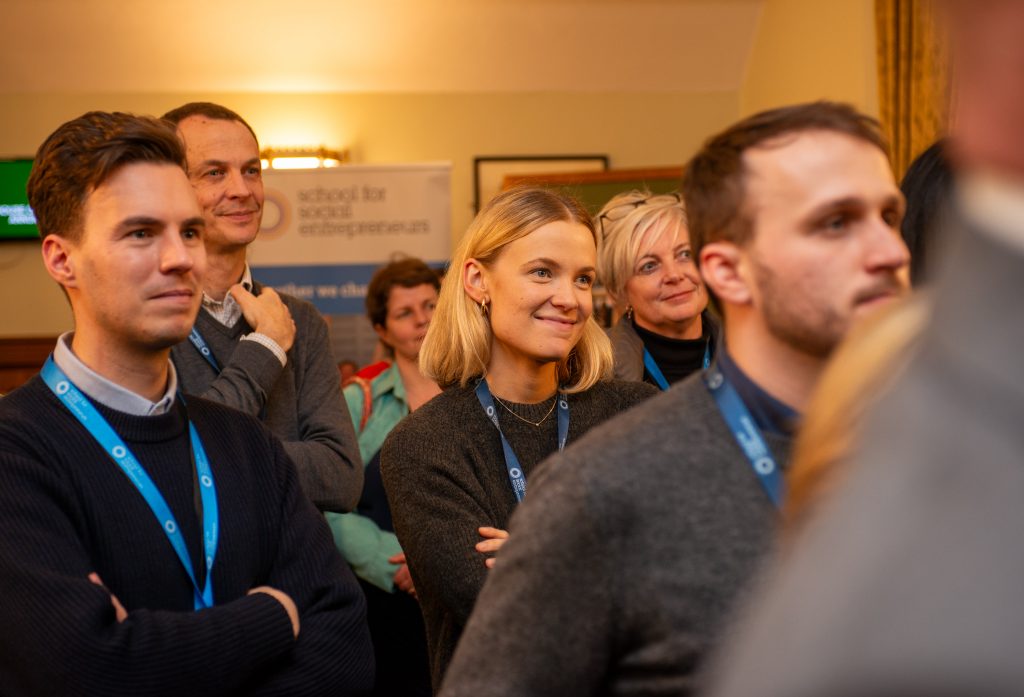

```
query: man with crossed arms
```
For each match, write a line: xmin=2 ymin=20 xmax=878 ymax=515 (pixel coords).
xmin=0 ymin=111 xmax=372 ymax=695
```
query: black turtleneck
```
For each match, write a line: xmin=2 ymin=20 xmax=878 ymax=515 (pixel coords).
xmin=633 ymin=317 xmax=711 ymax=387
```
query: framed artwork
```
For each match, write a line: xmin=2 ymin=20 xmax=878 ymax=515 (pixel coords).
xmin=504 ymin=166 xmax=683 ymax=214
xmin=473 ymin=155 xmax=608 ymax=212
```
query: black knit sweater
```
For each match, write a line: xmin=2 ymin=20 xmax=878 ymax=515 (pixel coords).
xmin=380 ymin=378 xmax=657 ymax=689
xmin=0 ymin=376 xmax=373 ymax=696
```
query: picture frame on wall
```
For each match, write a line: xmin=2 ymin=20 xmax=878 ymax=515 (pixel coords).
xmin=473 ymin=155 xmax=608 ymax=212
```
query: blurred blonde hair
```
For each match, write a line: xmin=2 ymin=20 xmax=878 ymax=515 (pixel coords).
xmin=784 ymin=294 xmax=930 ymax=536
xmin=419 ymin=186 xmax=613 ymax=393
xmin=596 ymin=190 xmax=688 ymax=311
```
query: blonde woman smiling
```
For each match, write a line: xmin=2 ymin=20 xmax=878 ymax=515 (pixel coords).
xmin=381 ymin=186 xmax=655 ymax=689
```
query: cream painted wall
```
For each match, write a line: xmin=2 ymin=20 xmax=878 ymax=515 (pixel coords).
xmin=741 ymin=0 xmax=878 ymax=117
xmin=0 ymin=90 xmax=739 ymax=336
xmin=0 ymin=3 xmax=885 ymax=338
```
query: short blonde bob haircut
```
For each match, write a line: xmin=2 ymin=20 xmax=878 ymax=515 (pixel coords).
xmin=419 ymin=186 xmax=613 ymax=393
xmin=596 ymin=190 xmax=688 ymax=312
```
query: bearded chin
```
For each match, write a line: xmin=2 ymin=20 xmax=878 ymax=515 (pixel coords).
xmin=764 ymin=308 xmax=841 ymax=359
xmin=752 ymin=261 xmax=844 ymax=359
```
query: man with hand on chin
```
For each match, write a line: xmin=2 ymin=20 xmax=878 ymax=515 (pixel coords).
xmin=0 ymin=111 xmax=372 ymax=695
xmin=163 ymin=102 xmax=362 ymax=514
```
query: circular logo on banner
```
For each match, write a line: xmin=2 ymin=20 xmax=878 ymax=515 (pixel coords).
xmin=111 ymin=445 xmax=127 ymax=459
xmin=201 ymin=347 xmax=210 ymax=356
xmin=259 ymin=187 xmax=290 ymax=241
xmin=559 ymin=399 xmax=568 ymax=410
xmin=165 ymin=520 xmax=177 ymax=534
xmin=754 ymin=457 xmax=774 ymax=475
xmin=56 ymin=381 xmax=70 ymax=395
xmin=707 ymin=372 xmax=724 ymax=390
xmin=201 ymin=475 xmax=213 ymax=488
xmin=486 ymin=406 xmax=495 ymax=417
xmin=509 ymin=467 xmax=522 ymax=478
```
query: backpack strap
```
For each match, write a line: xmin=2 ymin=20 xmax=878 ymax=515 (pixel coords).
xmin=345 ymin=376 xmax=374 ymax=433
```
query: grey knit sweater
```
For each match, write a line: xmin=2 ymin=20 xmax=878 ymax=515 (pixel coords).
xmin=380 ymin=379 xmax=657 ymax=690
xmin=171 ymin=284 xmax=362 ymax=513
xmin=439 ymin=373 xmax=793 ymax=697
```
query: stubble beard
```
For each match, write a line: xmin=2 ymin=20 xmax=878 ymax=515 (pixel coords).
xmin=751 ymin=257 xmax=845 ymax=360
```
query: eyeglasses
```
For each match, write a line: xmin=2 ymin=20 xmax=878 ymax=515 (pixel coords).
xmin=597 ymin=191 xmax=682 ymax=241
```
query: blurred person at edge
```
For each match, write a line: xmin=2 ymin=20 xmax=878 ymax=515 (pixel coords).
xmin=597 ymin=190 xmax=719 ymax=389
xmin=327 ymin=257 xmax=442 ymax=697
xmin=899 ymin=138 xmax=954 ymax=285
xmin=380 ymin=186 xmax=657 ymax=690
xmin=701 ymin=3 xmax=1024 ymax=696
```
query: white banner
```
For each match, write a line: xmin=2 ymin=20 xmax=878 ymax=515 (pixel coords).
xmin=249 ymin=163 xmax=451 ymax=314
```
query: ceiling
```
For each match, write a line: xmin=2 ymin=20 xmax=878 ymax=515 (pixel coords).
xmin=1 ymin=0 xmax=764 ymax=93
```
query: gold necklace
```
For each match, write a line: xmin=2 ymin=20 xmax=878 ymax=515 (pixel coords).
xmin=491 ymin=394 xmax=558 ymax=427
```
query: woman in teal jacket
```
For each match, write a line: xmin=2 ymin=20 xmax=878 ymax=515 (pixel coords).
xmin=327 ymin=257 xmax=441 ymax=696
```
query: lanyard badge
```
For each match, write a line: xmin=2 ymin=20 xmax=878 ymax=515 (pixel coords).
xmin=475 ymin=379 xmax=569 ymax=503
xmin=703 ymin=365 xmax=784 ymax=508
xmin=188 ymin=327 xmax=221 ymax=373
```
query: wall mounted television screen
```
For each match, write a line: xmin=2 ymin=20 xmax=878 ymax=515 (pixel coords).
xmin=0 ymin=159 xmax=39 ymax=241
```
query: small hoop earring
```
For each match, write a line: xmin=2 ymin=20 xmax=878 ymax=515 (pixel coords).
xmin=625 ymin=306 xmax=633 ymax=320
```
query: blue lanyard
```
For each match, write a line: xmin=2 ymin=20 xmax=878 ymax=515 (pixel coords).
xmin=188 ymin=327 xmax=221 ymax=373
xmin=187 ymin=327 xmax=267 ymax=420
xmin=703 ymin=365 xmax=784 ymax=508
xmin=474 ymin=379 xmax=569 ymax=503
xmin=642 ymin=338 xmax=712 ymax=391
xmin=42 ymin=356 xmax=219 ymax=610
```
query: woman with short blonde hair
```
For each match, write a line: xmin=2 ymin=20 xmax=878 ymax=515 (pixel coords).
xmin=420 ymin=187 xmax=612 ymax=392
xmin=382 ymin=186 xmax=655 ymax=689
xmin=597 ymin=189 xmax=718 ymax=389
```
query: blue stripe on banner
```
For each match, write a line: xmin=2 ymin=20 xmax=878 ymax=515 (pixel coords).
xmin=251 ymin=262 xmax=447 ymax=314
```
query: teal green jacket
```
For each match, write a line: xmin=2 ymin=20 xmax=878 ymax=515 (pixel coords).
xmin=325 ymin=364 xmax=407 ymax=591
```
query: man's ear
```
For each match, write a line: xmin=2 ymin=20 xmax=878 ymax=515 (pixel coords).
xmin=462 ymin=258 xmax=489 ymax=305
xmin=41 ymin=234 xmax=78 ymax=290
xmin=700 ymin=241 xmax=752 ymax=306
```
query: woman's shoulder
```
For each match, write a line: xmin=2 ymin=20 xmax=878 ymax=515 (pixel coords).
xmin=380 ymin=384 xmax=486 ymax=486
xmin=383 ymin=384 xmax=479 ymax=445
xmin=607 ymin=319 xmax=645 ymax=381
xmin=571 ymin=378 xmax=658 ymax=415
xmin=417 ymin=382 xmax=480 ymax=414
xmin=606 ymin=317 xmax=641 ymax=347
xmin=593 ymin=377 xmax=659 ymax=401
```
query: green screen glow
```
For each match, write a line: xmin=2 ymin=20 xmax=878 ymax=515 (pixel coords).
xmin=0 ymin=160 xmax=39 ymax=241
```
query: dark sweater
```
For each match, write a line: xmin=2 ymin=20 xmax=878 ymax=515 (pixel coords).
xmin=0 ymin=376 xmax=373 ymax=696
xmin=380 ymin=379 xmax=657 ymax=690
xmin=171 ymin=284 xmax=363 ymax=513
xmin=440 ymin=373 xmax=793 ymax=697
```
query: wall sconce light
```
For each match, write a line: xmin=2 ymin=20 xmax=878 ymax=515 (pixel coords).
xmin=260 ymin=146 xmax=350 ymax=170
